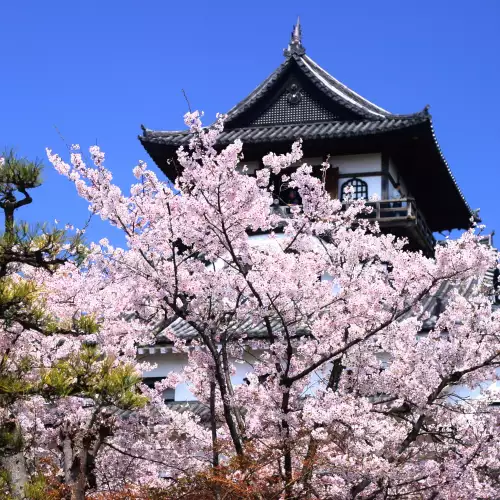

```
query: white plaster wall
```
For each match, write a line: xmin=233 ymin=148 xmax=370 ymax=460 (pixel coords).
xmin=144 ymin=350 xmax=334 ymax=400
xmin=238 ymin=155 xmax=384 ymax=200
xmin=299 ymin=157 xmax=324 ymax=167
xmin=143 ymin=350 xmax=259 ymax=402
xmin=329 ymin=153 xmax=382 ymax=201
xmin=142 ymin=351 xmax=498 ymax=407
xmin=142 ymin=352 xmax=194 ymax=401
xmin=447 ymin=375 xmax=500 ymax=402
xmin=332 ymin=153 xmax=382 ymax=174
xmin=232 ymin=351 xmax=260 ymax=385
xmin=242 ymin=156 xmax=382 ymax=173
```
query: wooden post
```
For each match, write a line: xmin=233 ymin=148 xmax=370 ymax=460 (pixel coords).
xmin=325 ymin=167 xmax=339 ymax=199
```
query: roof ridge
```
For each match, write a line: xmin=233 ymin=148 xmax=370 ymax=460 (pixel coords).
xmin=299 ymin=55 xmax=390 ymax=118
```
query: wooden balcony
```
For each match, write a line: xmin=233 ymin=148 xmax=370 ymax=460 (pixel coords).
xmin=271 ymin=198 xmax=436 ymax=255
xmin=363 ymin=198 xmax=436 ymax=255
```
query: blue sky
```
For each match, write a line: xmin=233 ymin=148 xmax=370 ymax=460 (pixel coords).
xmin=1 ymin=0 xmax=499 ymax=245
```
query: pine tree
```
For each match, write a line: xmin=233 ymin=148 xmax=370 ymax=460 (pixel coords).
xmin=0 ymin=149 xmax=66 ymax=497
xmin=0 ymin=151 xmax=149 ymax=499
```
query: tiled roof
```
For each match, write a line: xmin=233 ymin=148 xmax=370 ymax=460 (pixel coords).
xmin=410 ymin=236 xmax=497 ymax=330
xmin=140 ymin=112 xmax=429 ymax=148
xmin=149 ymin=259 xmax=496 ymax=346
xmin=166 ymin=401 xmax=211 ymax=424
xmin=300 ymin=55 xmax=391 ymax=118
xmin=112 ymin=400 xmax=211 ymax=424
xmin=221 ymin=17 xmax=390 ymax=123
xmin=139 ymin=30 xmax=426 ymax=150
xmin=222 ymin=51 xmax=393 ymax=125
xmin=154 ymin=315 xmax=306 ymax=344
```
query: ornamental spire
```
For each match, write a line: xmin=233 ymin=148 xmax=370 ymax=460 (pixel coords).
xmin=292 ymin=16 xmax=301 ymax=44
xmin=284 ymin=16 xmax=305 ymax=57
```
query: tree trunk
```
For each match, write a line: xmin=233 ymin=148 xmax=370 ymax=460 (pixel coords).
xmin=66 ymin=452 xmax=87 ymax=500
xmin=209 ymin=380 xmax=219 ymax=468
xmin=221 ymin=345 xmax=245 ymax=435
xmin=69 ymin=478 xmax=86 ymax=500
xmin=1 ymin=421 xmax=28 ymax=499
xmin=1 ymin=451 xmax=29 ymax=499
xmin=281 ymin=389 xmax=293 ymax=499
xmin=60 ymin=420 xmax=110 ymax=500
xmin=4 ymin=207 xmax=14 ymax=238
xmin=213 ymin=360 xmax=244 ymax=456
xmin=61 ymin=429 xmax=87 ymax=500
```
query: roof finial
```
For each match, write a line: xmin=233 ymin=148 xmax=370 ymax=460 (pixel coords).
xmin=292 ymin=16 xmax=301 ymax=44
xmin=284 ymin=16 xmax=305 ymax=58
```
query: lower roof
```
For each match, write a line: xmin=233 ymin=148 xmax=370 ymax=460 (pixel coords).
xmin=141 ymin=114 xmax=424 ymax=148
xmin=143 ymin=256 xmax=495 ymax=348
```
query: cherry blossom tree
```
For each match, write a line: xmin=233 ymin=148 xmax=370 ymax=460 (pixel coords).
xmin=44 ymin=112 xmax=500 ymax=499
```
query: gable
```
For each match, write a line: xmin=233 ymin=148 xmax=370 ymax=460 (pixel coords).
xmin=226 ymin=58 xmax=370 ymax=129
xmin=251 ymin=78 xmax=339 ymax=125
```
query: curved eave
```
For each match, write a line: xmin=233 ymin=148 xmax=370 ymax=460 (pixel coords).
xmin=427 ymin=117 xmax=474 ymax=225
xmin=139 ymin=111 xmax=428 ymax=148
xmin=404 ymin=117 xmax=473 ymax=231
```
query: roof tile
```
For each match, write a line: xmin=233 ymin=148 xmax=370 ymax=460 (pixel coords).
xmin=140 ymin=114 xmax=429 ymax=149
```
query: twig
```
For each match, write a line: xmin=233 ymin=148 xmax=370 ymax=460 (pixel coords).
xmin=182 ymin=89 xmax=192 ymax=113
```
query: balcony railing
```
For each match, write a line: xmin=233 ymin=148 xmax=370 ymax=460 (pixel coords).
xmin=363 ymin=198 xmax=435 ymax=251
xmin=271 ymin=197 xmax=436 ymax=254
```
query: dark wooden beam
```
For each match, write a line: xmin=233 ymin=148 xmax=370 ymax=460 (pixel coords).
xmin=381 ymin=152 xmax=389 ymax=200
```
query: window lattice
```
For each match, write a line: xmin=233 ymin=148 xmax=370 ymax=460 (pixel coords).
xmin=252 ymin=86 xmax=338 ymax=125
xmin=341 ymin=178 xmax=368 ymax=200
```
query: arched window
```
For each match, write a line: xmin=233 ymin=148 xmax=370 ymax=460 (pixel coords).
xmin=341 ymin=178 xmax=368 ymax=201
